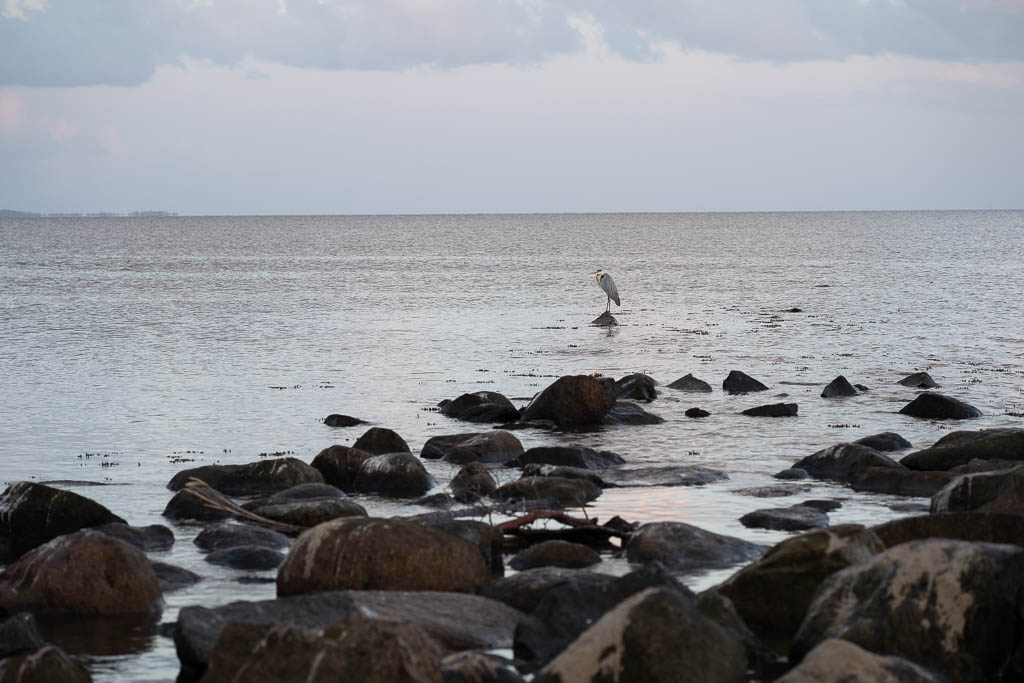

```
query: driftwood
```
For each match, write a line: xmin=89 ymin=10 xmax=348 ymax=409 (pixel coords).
xmin=183 ymin=478 xmax=305 ymax=536
xmin=497 ymin=509 xmax=633 ymax=552
xmin=496 ymin=510 xmax=597 ymax=532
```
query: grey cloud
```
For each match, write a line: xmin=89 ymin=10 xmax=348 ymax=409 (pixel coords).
xmin=2 ymin=0 xmax=1023 ymax=87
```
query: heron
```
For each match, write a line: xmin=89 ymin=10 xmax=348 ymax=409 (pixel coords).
xmin=589 ymin=270 xmax=620 ymax=313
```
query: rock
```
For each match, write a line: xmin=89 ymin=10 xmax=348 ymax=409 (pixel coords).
xmin=820 ymin=375 xmax=859 ymax=398
xmin=723 ymin=370 xmax=768 ymax=394
xmin=776 ymin=638 xmax=944 ymax=683
xmin=509 ymin=540 xmax=601 ymax=570
xmin=92 ymin=522 xmax=175 ymax=551
xmin=849 ymin=467 xmax=956 ymax=497
xmin=792 ymin=443 xmax=904 ymax=483
xmin=205 ymin=545 xmax=285 ymax=570
xmin=695 ymin=589 xmax=776 ymax=669
xmin=441 ymin=651 xmax=525 ymax=683
xmin=249 ymin=498 xmax=368 ymax=527
xmin=668 ymin=373 xmax=712 ymax=392
xmin=0 ymin=530 xmax=162 ymax=616
xmin=533 ymin=587 xmax=747 ymax=683
xmin=514 ymin=445 xmax=625 ymax=470
xmin=422 ymin=431 xmax=524 ymax=465
xmin=200 ymin=618 xmax=442 ymax=683
xmin=715 ymin=525 xmax=885 ymax=651
xmin=951 ymin=458 xmax=1020 ymax=474
xmin=493 ymin=477 xmax=601 ymax=507
xmin=450 ymin=464 xmax=498 ymax=503
xmin=410 ymin=517 xmax=505 ymax=576
xmin=791 ymin=539 xmax=1024 ymax=681
xmin=774 ymin=468 xmax=810 ymax=480
xmin=590 ymin=312 xmax=618 ymax=326
xmin=277 ymin=517 xmax=489 ymax=595
xmin=625 ymin=522 xmax=765 ymax=573
xmin=520 ymin=375 xmax=615 ymax=427
xmin=162 ymin=489 xmax=233 ymax=523
xmin=352 ymin=426 xmax=411 ymax=454
xmin=0 ymin=481 xmax=126 ymax=557
xmin=0 ymin=644 xmax=92 ymax=683
xmin=195 ymin=521 xmax=291 ymax=552
xmin=441 ymin=392 xmax=521 ymax=424
xmin=249 ymin=483 xmax=347 ymax=504
xmin=800 ymin=499 xmax=842 ymax=512
xmin=900 ymin=428 xmax=1024 ymax=471
xmin=871 ymin=512 xmax=1024 ymax=549
xmin=310 ymin=445 xmax=373 ymax=490
xmin=521 ymin=464 xmax=607 ymax=488
xmin=739 ymin=505 xmax=829 ymax=531
xmin=685 ymin=407 xmax=711 ymax=418
xmin=614 ymin=373 xmax=658 ymax=402
xmin=603 ymin=401 xmax=665 ymax=425
xmin=898 ymin=391 xmax=981 ymax=419
xmin=480 ymin=567 xmax=614 ymax=614
xmin=898 ymin=371 xmax=938 ymax=388
xmin=602 ymin=465 xmax=728 ymax=487
xmin=931 ymin=465 xmax=1024 ymax=514
xmin=166 ymin=458 xmax=324 ymax=496
xmin=152 ymin=561 xmax=202 ymax=592
xmin=742 ymin=402 xmax=798 ymax=417
xmin=853 ymin=431 xmax=912 ymax=452
xmin=0 ymin=613 xmax=45 ymax=658
xmin=732 ymin=485 xmax=811 ymax=498
xmin=416 ymin=493 xmax=455 ymax=508
xmin=173 ymin=591 xmax=523 ymax=680
xmin=353 ymin=453 xmax=436 ymax=497
xmin=323 ymin=413 xmax=366 ymax=427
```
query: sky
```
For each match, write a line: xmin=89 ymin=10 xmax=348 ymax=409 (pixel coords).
xmin=1 ymin=0 xmax=1022 ymax=215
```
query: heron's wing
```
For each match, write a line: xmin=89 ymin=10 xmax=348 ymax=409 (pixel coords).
xmin=599 ymin=273 xmax=620 ymax=305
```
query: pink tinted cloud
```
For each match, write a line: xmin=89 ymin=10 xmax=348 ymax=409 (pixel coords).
xmin=0 ymin=90 xmax=26 ymax=131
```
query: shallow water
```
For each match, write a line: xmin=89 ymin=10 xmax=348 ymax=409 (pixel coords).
xmin=1 ymin=211 xmax=1023 ymax=680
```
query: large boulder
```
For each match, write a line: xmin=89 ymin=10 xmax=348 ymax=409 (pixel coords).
xmin=492 ymin=477 xmax=601 ymax=507
xmin=0 ymin=530 xmax=162 ymax=615
xmin=353 ymin=427 xmax=411 ymax=455
xmin=898 ymin=392 xmax=981 ymax=420
xmin=715 ymin=525 xmax=884 ymax=651
xmin=310 ymin=445 xmax=373 ymax=490
xmin=900 ymin=428 xmax=1024 ymax=471
xmin=739 ymin=504 xmax=828 ymax=531
xmin=533 ymin=587 xmax=746 ymax=683
xmin=167 ymin=458 xmax=324 ymax=495
xmin=871 ymin=512 xmax=1024 ymax=549
xmin=514 ymin=445 xmax=624 ymax=470
xmin=723 ymin=370 xmax=768 ymax=394
xmin=409 ymin=516 xmax=505 ymax=576
xmin=508 ymin=540 xmax=600 ymax=571
xmin=441 ymin=392 xmax=521 ymax=423
xmin=791 ymin=539 xmax=1024 ymax=681
xmin=353 ymin=453 xmax=435 ymax=497
xmin=614 ymin=373 xmax=658 ymax=402
xmin=520 ymin=376 xmax=615 ymax=427
xmin=668 ymin=373 xmax=712 ymax=392
xmin=792 ymin=443 xmax=905 ymax=483
xmin=820 ymin=376 xmax=859 ymax=398
xmin=0 ymin=482 xmax=126 ymax=557
xmin=625 ymin=522 xmax=765 ymax=573
xmin=930 ymin=465 xmax=1024 ymax=514
xmin=421 ymin=431 xmax=523 ymax=465
xmin=776 ymin=638 xmax=944 ymax=683
xmin=276 ymin=517 xmax=488 ymax=595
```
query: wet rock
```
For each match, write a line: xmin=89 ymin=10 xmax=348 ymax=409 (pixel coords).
xmin=871 ymin=511 xmax=1024 ymax=549
xmin=900 ymin=428 xmax=1024 ymax=471
xmin=820 ymin=375 xmax=859 ymax=398
xmin=205 ymin=545 xmax=284 ymax=571
xmin=0 ymin=481 xmax=126 ymax=557
xmin=849 ymin=467 xmax=955 ymax=497
xmin=514 ymin=445 xmax=624 ymax=469
xmin=521 ymin=464 xmax=607 ymax=488
xmin=411 ymin=517 xmax=504 ymax=576
xmin=742 ymin=402 xmax=798 ymax=417
xmin=441 ymin=391 xmax=521 ymax=424
xmin=791 ymin=539 xmax=1024 ymax=681
xmin=898 ymin=391 xmax=981 ymax=419
xmin=614 ymin=373 xmax=658 ymax=402
xmin=310 ymin=445 xmax=373 ymax=491
xmin=931 ymin=465 xmax=1024 ymax=514
xmin=0 ymin=530 xmax=162 ymax=616
xmin=162 ymin=489 xmax=233 ymax=523
xmin=716 ymin=525 xmax=884 ymax=652
xmin=951 ymin=458 xmax=1020 ymax=474
xmin=495 ymin=419 xmax=557 ymax=431
xmin=590 ymin=312 xmax=618 ymax=326
xmin=353 ymin=453 xmax=436 ymax=497
xmin=0 ymin=644 xmax=92 ymax=683
xmin=425 ymin=431 xmax=524 ymax=465
xmin=854 ymin=431 xmax=912 ymax=452
xmin=777 ymin=638 xmax=944 ymax=683
xmin=450 ymin=463 xmax=499 ymax=503
xmin=277 ymin=517 xmax=488 ymax=595
xmin=152 ymin=561 xmax=202 ymax=592
xmin=493 ymin=477 xmax=601 ymax=507
xmin=774 ymin=468 xmax=809 ymax=480
xmin=800 ymin=499 xmax=842 ymax=512
xmin=0 ymin=613 xmax=45 ymax=658
xmin=602 ymin=465 xmax=728 ymax=488
xmin=194 ymin=521 xmax=290 ymax=552
xmin=740 ymin=504 xmax=829 ymax=532
xmin=520 ymin=375 xmax=615 ymax=427
xmin=603 ymin=401 xmax=665 ymax=425
xmin=732 ymin=485 xmax=811 ymax=498
xmin=249 ymin=482 xmax=347 ymax=504
xmin=533 ymin=587 xmax=747 ymax=683
xmin=167 ymin=458 xmax=324 ymax=496
xmin=323 ymin=413 xmax=366 ymax=427
xmin=723 ymin=370 xmax=769 ymax=394
xmin=668 ymin=373 xmax=712 ymax=392
xmin=442 ymin=651 xmax=525 ymax=683
xmin=92 ymin=523 xmax=174 ymax=551
xmin=352 ymin=426 xmax=411 ymax=454
xmin=249 ymin=498 xmax=368 ymax=527
xmin=625 ymin=522 xmax=765 ymax=573
xmin=480 ymin=567 xmax=613 ymax=614
xmin=792 ymin=443 xmax=904 ymax=483
xmin=509 ymin=540 xmax=601 ymax=571
xmin=898 ymin=371 xmax=938 ymax=388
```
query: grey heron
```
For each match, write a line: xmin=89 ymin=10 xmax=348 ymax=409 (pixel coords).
xmin=589 ymin=270 xmax=620 ymax=313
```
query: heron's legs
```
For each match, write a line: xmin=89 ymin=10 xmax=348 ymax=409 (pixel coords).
xmin=605 ymin=296 xmax=611 ymax=313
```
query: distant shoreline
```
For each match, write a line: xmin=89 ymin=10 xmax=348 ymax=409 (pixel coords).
xmin=0 ymin=210 xmax=178 ymax=218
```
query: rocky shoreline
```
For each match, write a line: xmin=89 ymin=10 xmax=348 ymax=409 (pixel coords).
xmin=0 ymin=370 xmax=1022 ymax=682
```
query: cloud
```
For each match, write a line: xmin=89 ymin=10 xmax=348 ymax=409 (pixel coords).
xmin=1 ymin=0 xmax=1023 ymax=87
xmin=0 ymin=90 xmax=26 ymax=131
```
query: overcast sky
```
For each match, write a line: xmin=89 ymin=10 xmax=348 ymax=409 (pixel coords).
xmin=1 ymin=0 xmax=1022 ymax=214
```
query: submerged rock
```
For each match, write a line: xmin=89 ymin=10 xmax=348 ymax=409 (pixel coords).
xmin=323 ymin=413 xmax=366 ymax=427
xmin=590 ymin=312 xmax=618 ymax=326
xmin=508 ymin=540 xmax=601 ymax=571
xmin=739 ymin=504 xmax=828 ymax=531
xmin=421 ymin=430 xmax=523 ymax=464
xmin=520 ymin=375 xmax=615 ymax=427
xmin=723 ymin=370 xmax=769 ymax=394
xmin=205 ymin=545 xmax=284 ymax=571
xmin=742 ymin=402 xmax=798 ymax=417
xmin=626 ymin=522 xmax=765 ymax=573
xmin=820 ymin=375 xmax=859 ymax=398
xmin=602 ymin=465 xmax=728 ymax=488
xmin=152 ymin=561 xmax=202 ymax=593
xmin=614 ymin=373 xmax=658 ymax=402
xmin=897 ymin=371 xmax=938 ymax=388
xmin=603 ymin=401 xmax=665 ymax=425
xmin=898 ymin=391 xmax=981 ymax=420
xmin=849 ymin=467 xmax=955 ymax=497
xmin=792 ymin=443 xmax=904 ymax=483
xmin=441 ymin=392 xmax=521 ymax=424
xmin=493 ymin=477 xmax=601 ymax=507
xmin=668 ymin=373 xmax=712 ymax=392
xmin=685 ymin=407 xmax=711 ymax=418
xmin=900 ymin=427 xmax=1024 ymax=471
xmin=853 ymin=431 xmax=912 ymax=452
xmin=352 ymin=427 xmax=411 ymax=455
xmin=514 ymin=445 xmax=624 ymax=470
xmin=92 ymin=522 xmax=175 ymax=552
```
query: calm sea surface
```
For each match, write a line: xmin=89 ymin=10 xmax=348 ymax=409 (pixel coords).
xmin=1 ymin=211 xmax=1023 ymax=680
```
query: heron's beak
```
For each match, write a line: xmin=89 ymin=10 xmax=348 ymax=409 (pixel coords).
xmin=588 ymin=270 xmax=599 ymax=275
